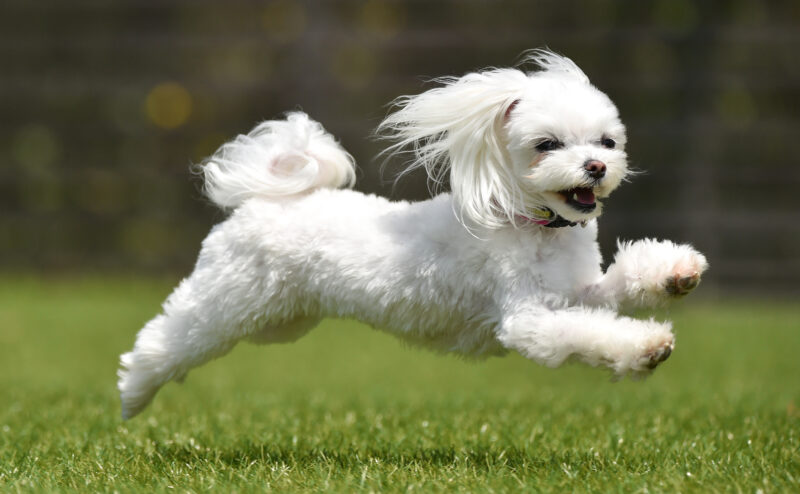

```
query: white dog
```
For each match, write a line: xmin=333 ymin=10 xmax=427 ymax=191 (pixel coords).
xmin=118 ymin=50 xmax=708 ymax=419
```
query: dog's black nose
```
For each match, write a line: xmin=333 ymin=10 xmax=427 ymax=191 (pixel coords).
xmin=583 ymin=159 xmax=606 ymax=179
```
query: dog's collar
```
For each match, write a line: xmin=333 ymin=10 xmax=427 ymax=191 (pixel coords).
xmin=515 ymin=206 xmax=580 ymax=228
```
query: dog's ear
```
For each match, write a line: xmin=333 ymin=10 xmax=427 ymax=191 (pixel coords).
xmin=504 ymin=99 xmax=520 ymax=122
xmin=379 ymin=69 xmax=528 ymax=229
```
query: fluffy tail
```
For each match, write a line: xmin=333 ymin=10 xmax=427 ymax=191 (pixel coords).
xmin=201 ymin=112 xmax=356 ymax=209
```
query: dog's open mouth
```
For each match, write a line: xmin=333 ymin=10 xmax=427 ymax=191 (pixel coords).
xmin=559 ymin=187 xmax=597 ymax=212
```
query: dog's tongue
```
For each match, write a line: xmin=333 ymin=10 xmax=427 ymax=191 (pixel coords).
xmin=574 ymin=188 xmax=595 ymax=205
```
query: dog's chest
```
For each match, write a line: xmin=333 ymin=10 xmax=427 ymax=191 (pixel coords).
xmin=495 ymin=228 xmax=601 ymax=300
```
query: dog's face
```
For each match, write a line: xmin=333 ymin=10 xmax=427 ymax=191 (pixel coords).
xmin=380 ymin=50 xmax=631 ymax=229
xmin=504 ymin=73 xmax=628 ymax=223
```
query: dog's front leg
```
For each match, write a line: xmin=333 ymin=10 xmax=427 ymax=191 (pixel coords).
xmin=497 ymin=305 xmax=675 ymax=376
xmin=581 ymin=239 xmax=708 ymax=309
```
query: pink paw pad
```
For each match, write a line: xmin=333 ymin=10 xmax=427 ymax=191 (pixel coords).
xmin=644 ymin=341 xmax=674 ymax=369
xmin=665 ymin=271 xmax=701 ymax=296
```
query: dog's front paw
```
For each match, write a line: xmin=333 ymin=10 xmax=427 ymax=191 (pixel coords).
xmin=665 ymin=271 xmax=701 ymax=297
xmin=663 ymin=252 xmax=706 ymax=297
xmin=599 ymin=318 xmax=676 ymax=378
xmin=641 ymin=339 xmax=674 ymax=370
xmin=613 ymin=239 xmax=708 ymax=305
xmin=625 ymin=333 xmax=675 ymax=378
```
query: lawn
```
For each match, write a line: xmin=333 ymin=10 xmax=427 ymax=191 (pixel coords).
xmin=0 ymin=276 xmax=797 ymax=492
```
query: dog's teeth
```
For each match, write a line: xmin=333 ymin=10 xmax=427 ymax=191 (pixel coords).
xmin=572 ymin=192 xmax=578 ymax=201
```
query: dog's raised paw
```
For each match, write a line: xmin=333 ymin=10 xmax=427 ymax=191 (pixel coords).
xmin=665 ymin=271 xmax=701 ymax=297
xmin=623 ymin=333 xmax=675 ymax=377
xmin=665 ymin=272 xmax=701 ymax=296
xmin=643 ymin=341 xmax=673 ymax=369
xmin=664 ymin=249 xmax=707 ymax=297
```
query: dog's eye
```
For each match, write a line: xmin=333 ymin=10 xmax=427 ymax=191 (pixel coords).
xmin=535 ymin=139 xmax=563 ymax=152
xmin=600 ymin=137 xmax=616 ymax=149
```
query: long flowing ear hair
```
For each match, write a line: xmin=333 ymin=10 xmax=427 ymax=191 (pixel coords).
xmin=377 ymin=49 xmax=587 ymax=230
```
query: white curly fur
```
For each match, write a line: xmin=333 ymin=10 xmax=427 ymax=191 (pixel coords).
xmin=118 ymin=50 xmax=708 ymax=420
xmin=202 ymin=113 xmax=356 ymax=208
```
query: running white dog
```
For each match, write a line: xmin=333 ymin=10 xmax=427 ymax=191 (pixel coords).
xmin=118 ymin=50 xmax=708 ymax=419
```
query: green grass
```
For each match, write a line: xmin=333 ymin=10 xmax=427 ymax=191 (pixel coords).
xmin=0 ymin=276 xmax=798 ymax=492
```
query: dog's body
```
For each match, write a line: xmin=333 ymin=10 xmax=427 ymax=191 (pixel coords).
xmin=118 ymin=51 xmax=707 ymax=419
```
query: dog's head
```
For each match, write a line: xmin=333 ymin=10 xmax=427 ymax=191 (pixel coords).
xmin=380 ymin=49 xmax=629 ymax=229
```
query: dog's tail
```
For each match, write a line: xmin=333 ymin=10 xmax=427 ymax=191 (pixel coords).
xmin=201 ymin=112 xmax=356 ymax=209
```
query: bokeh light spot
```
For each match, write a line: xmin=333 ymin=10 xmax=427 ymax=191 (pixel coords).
xmin=145 ymin=82 xmax=193 ymax=130
xmin=263 ymin=0 xmax=307 ymax=43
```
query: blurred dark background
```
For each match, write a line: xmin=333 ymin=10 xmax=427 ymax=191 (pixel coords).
xmin=2 ymin=0 xmax=798 ymax=295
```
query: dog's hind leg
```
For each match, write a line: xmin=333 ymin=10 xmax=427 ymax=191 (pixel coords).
xmin=118 ymin=312 xmax=213 ymax=420
xmin=117 ymin=273 xmax=289 ymax=419
xmin=118 ymin=306 xmax=255 ymax=420
xmin=118 ymin=312 xmax=319 ymax=419
xmin=117 ymin=270 xmax=319 ymax=420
